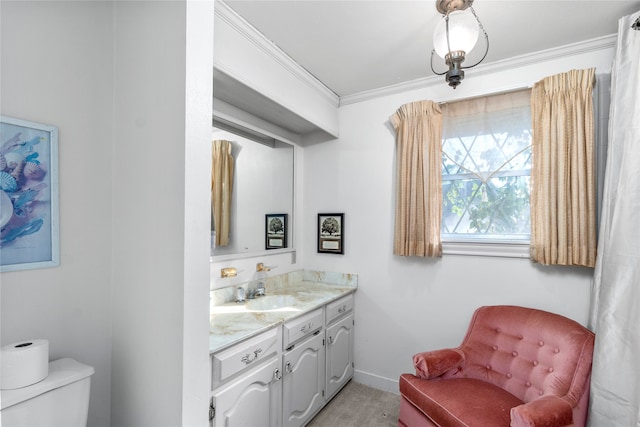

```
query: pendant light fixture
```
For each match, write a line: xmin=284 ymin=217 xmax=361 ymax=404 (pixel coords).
xmin=430 ymin=0 xmax=489 ymax=89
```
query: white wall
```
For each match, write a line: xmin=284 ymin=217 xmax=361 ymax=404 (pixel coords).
xmin=183 ymin=1 xmax=215 ymax=425
xmin=111 ymin=1 xmax=211 ymax=426
xmin=0 ymin=2 xmax=114 ymax=425
xmin=302 ymin=44 xmax=614 ymax=393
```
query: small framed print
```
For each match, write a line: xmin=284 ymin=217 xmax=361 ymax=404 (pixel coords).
xmin=318 ymin=213 xmax=344 ymax=254
xmin=265 ymin=214 xmax=287 ymax=250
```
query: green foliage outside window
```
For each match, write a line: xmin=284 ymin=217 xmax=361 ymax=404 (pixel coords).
xmin=441 ymin=128 xmax=532 ymax=240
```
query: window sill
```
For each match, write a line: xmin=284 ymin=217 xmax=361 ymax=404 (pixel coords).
xmin=442 ymin=240 xmax=530 ymax=259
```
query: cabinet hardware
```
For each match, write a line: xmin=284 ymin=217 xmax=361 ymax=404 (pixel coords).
xmin=328 ymin=335 xmax=334 ymax=344
xmin=273 ymin=368 xmax=282 ymax=381
xmin=338 ymin=305 xmax=347 ymax=313
xmin=209 ymin=399 xmax=215 ymax=421
xmin=220 ymin=267 xmax=237 ymax=278
xmin=313 ymin=330 xmax=321 ymax=336
xmin=286 ymin=344 xmax=295 ymax=351
xmin=300 ymin=322 xmax=314 ymax=333
xmin=240 ymin=348 xmax=262 ymax=365
xmin=285 ymin=361 xmax=293 ymax=374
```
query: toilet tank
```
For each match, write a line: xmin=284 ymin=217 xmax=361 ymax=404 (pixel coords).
xmin=0 ymin=358 xmax=94 ymax=427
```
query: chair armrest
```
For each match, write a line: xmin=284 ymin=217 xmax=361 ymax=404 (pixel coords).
xmin=412 ymin=349 xmax=464 ymax=379
xmin=510 ymin=396 xmax=573 ymax=427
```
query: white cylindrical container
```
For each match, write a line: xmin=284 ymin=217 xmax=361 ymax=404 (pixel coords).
xmin=1 ymin=339 xmax=49 ymax=390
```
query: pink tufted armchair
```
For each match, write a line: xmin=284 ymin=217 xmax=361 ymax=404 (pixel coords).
xmin=398 ymin=305 xmax=595 ymax=427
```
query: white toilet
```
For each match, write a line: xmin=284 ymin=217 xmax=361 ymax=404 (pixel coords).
xmin=0 ymin=358 xmax=94 ymax=427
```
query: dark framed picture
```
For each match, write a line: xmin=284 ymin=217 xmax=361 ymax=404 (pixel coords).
xmin=317 ymin=213 xmax=344 ymax=254
xmin=0 ymin=116 xmax=59 ymax=272
xmin=265 ymin=213 xmax=287 ymax=250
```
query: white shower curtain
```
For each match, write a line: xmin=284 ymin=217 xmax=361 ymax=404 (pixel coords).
xmin=589 ymin=11 xmax=640 ymax=427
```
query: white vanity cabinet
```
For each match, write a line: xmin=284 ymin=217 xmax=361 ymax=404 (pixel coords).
xmin=210 ymin=328 xmax=283 ymax=427
xmin=210 ymin=291 xmax=356 ymax=427
xmin=325 ymin=294 xmax=354 ymax=400
xmin=282 ymin=309 xmax=325 ymax=427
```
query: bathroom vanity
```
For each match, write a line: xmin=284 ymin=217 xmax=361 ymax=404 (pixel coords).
xmin=209 ymin=270 xmax=356 ymax=427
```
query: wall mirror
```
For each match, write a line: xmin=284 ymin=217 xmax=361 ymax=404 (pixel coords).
xmin=211 ymin=126 xmax=294 ymax=259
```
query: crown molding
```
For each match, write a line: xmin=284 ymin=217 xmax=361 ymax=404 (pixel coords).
xmin=340 ymin=34 xmax=617 ymax=106
xmin=215 ymin=1 xmax=340 ymax=108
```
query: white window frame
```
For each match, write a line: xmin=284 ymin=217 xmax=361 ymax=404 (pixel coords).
xmin=442 ymin=239 xmax=530 ymax=258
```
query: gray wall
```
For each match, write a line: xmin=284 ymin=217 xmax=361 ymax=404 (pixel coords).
xmin=1 ymin=1 xmax=212 ymax=426
xmin=1 ymin=2 xmax=114 ymax=425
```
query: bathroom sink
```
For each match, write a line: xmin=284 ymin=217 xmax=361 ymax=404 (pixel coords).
xmin=246 ymin=295 xmax=297 ymax=311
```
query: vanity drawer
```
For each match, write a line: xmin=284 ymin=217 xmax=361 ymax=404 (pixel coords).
xmin=283 ymin=308 xmax=323 ymax=349
xmin=326 ymin=294 xmax=354 ymax=325
xmin=211 ymin=327 xmax=280 ymax=389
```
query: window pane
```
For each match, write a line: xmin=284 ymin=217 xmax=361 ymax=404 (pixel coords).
xmin=441 ymin=90 xmax=532 ymax=242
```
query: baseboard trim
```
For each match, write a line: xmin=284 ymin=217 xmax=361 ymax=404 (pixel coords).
xmin=353 ymin=369 xmax=400 ymax=395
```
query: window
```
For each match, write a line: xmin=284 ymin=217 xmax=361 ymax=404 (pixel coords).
xmin=441 ymin=90 xmax=532 ymax=245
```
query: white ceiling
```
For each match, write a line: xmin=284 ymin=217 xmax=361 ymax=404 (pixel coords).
xmin=225 ymin=0 xmax=640 ymax=97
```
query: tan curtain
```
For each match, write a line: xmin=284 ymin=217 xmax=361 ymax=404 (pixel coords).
xmin=390 ymin=100 xmax=443 ymax=257
xmin=211 ymin=140 xmax=234 ymax=247
xmin=530 ymin=68 xmax=596 ymax=267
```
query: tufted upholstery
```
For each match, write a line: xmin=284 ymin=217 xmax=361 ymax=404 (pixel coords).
xmin=398 ymin=305 xmax=595 ymax=427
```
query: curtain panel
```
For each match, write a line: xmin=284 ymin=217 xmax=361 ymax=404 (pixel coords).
xmin=589 ymin=11 xmax=640 ymax=426
xmin=390 ymin=100 xmax=443 ymax=257
xmin=530 ymin=68 xmax=597 ymax=267
xmin=211 ymin=140 xmax=234 ymax=247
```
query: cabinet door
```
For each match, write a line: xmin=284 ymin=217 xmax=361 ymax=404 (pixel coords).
xmin=212 ymin=356 xmax=282 ymax=427
xmin=326 ymin=313 xmax=354 ymax=400
xmin=282 ymin=331 xmax=325 ymax=427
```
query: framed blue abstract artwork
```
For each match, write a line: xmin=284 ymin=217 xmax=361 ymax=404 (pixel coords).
xmin=0 ymin=116 xmax=59 ymax=272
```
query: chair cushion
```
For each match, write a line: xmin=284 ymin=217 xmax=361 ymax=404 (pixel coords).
xmin=400 ymin=374 xmax=524 ymax=426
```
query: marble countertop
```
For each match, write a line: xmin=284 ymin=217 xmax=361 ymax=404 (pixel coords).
xmin=210 ymin=271 xmax=357 ymax=353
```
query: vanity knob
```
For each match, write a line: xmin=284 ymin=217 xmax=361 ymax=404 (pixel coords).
xmin=273 ymin=368 xmax=282 ymax=381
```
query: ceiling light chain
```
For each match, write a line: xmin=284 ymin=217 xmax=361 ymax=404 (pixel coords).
xmin=466 ymin=6 xmax=489 ymax=68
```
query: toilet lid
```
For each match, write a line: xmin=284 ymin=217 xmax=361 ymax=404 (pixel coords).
xmin=1 ymin=358 xmax=94 ymax=410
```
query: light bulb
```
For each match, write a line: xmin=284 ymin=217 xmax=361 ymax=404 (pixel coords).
xmin=433 ymin=9 xmax=479 ymax=58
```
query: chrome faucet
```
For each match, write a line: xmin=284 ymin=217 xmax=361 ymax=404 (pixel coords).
xmin=255 ymin=283 xmax=265 ymax=298
xmin=255 ymin=263 xmax=271 ymax=297
xmin=235 ymin=286 xmax=246 ymax=303
xmin=246 ymin=287 xmax=258 ymax=300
